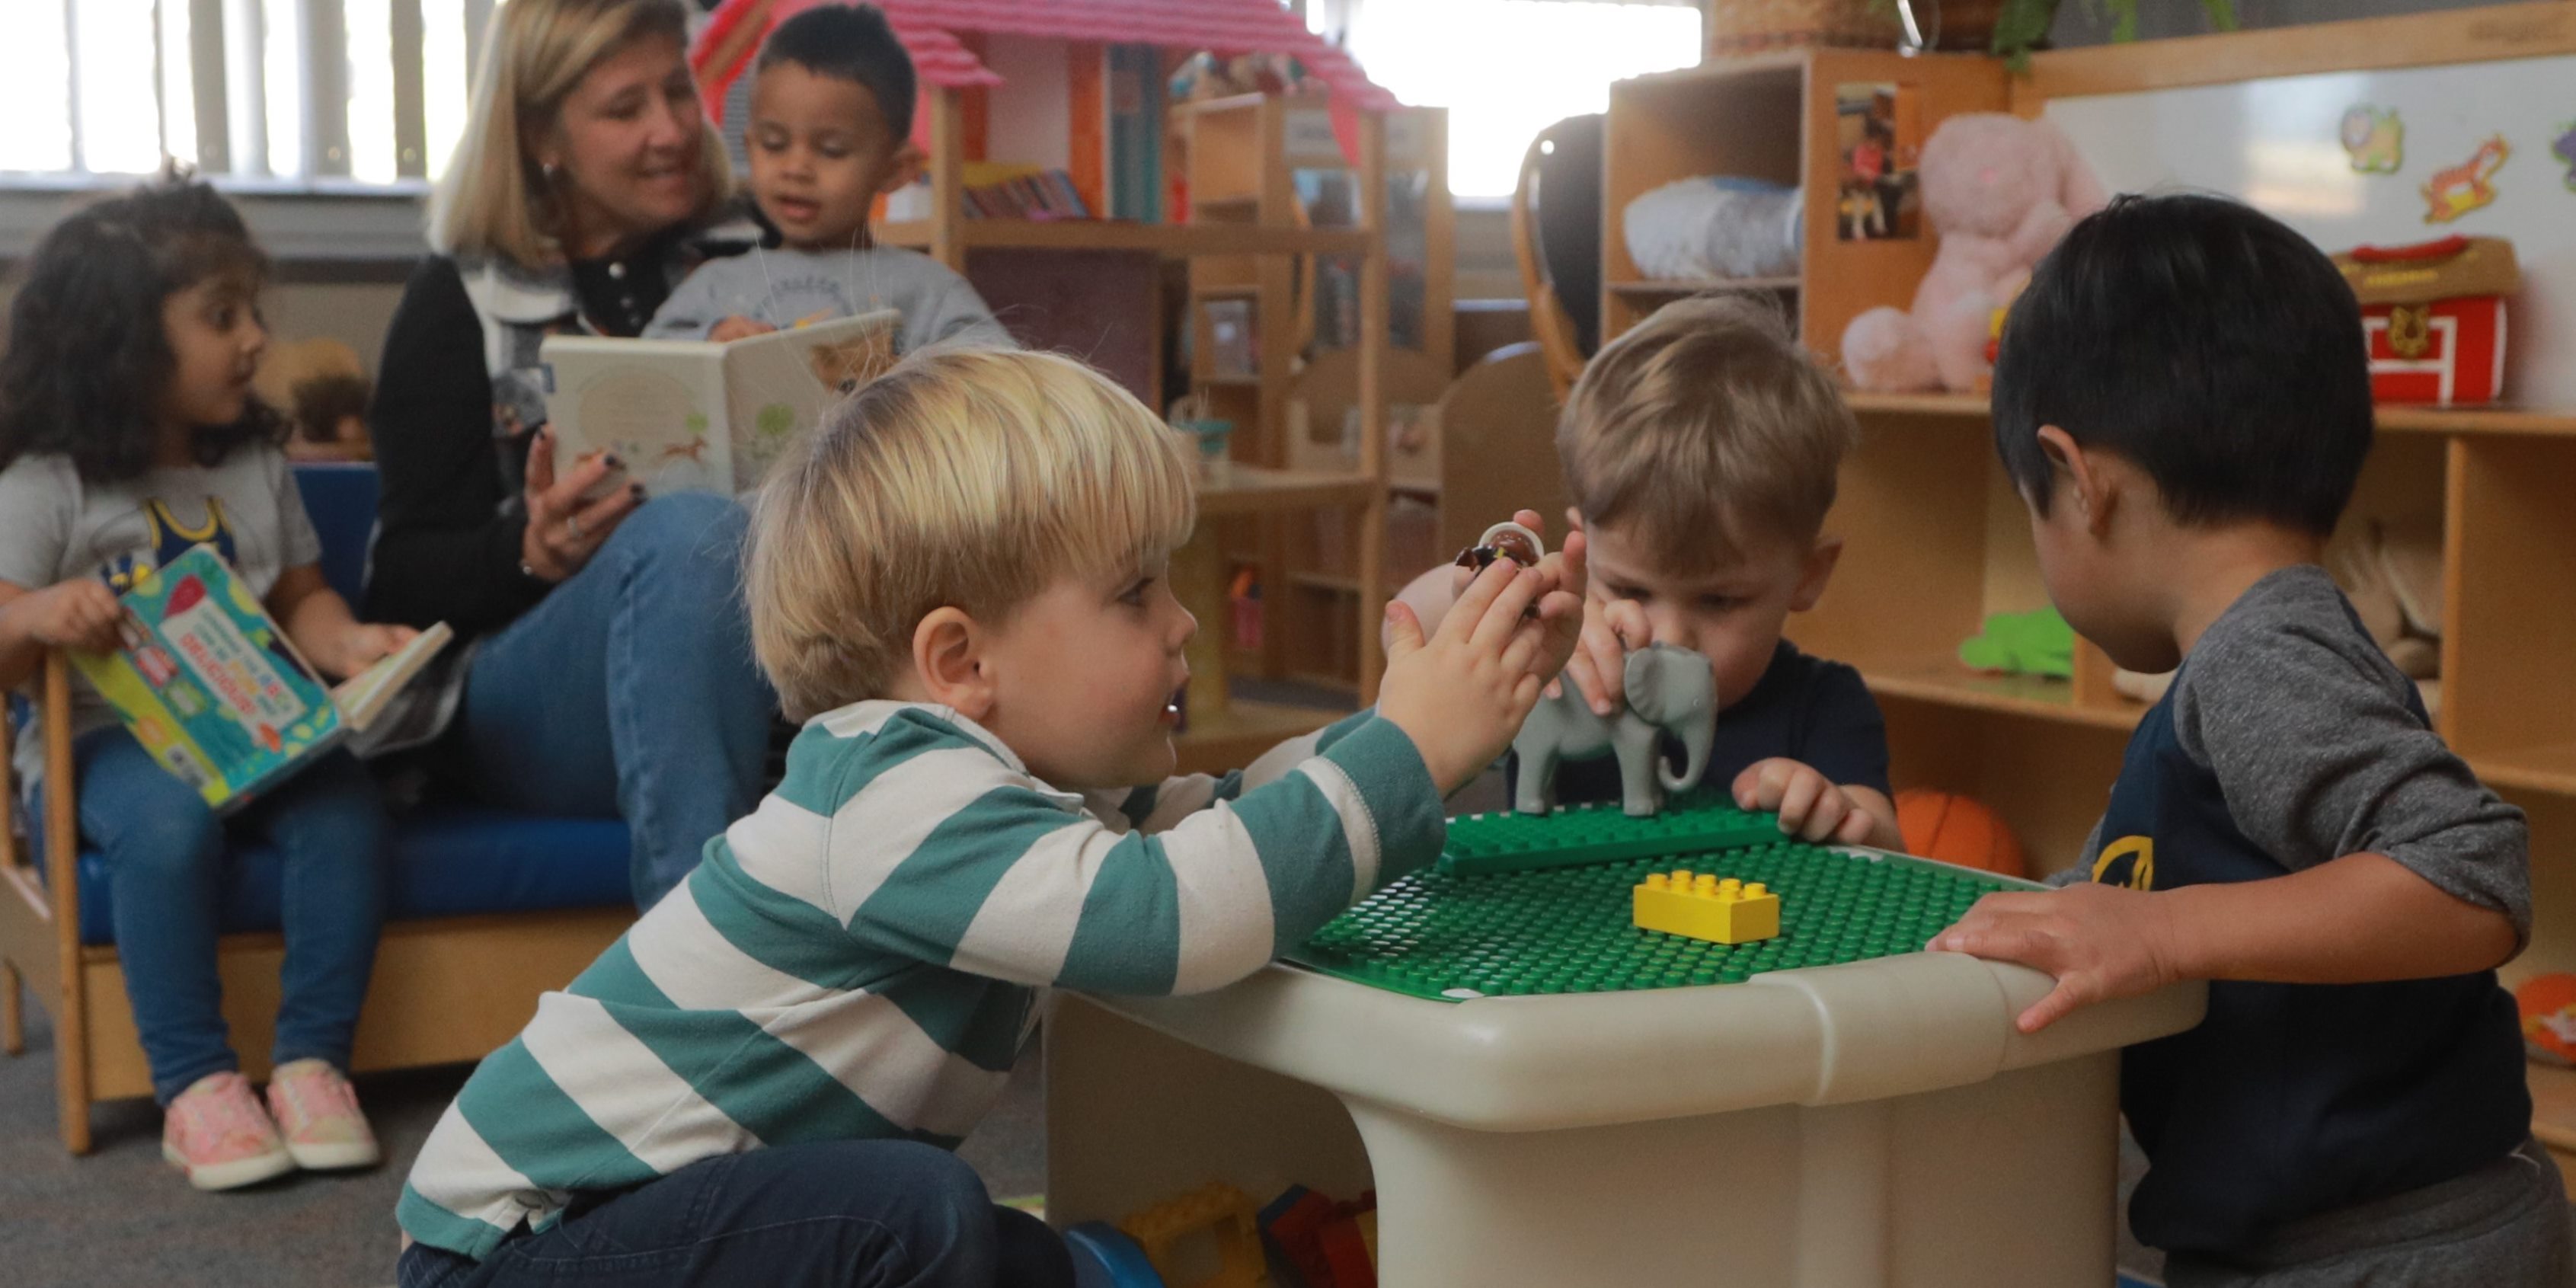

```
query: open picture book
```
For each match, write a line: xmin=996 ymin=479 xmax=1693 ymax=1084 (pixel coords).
xmin=538 ymin=308 xmax=902 ymax=497
xmin=69 ymin=544 xmax=452 ymax=813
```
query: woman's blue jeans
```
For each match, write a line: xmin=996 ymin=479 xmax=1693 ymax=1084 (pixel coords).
xmin=58 ymin=729 xmax=388 ymax=1104
xmin=456 ymin=492 xmax=775 ymax=909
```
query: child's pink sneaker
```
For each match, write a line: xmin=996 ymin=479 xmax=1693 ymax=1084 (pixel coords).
xmin=162 ymin=1071 xmax=295 ymax=1191
xmin=265 ymin=1058 xmax=381 ymax=1171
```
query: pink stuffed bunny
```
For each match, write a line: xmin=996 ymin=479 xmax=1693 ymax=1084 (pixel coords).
xmin=1841 ymin=114 xmax=2108 ymax=392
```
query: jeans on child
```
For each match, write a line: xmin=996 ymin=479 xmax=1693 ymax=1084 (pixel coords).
xmin=56 ymin=728 xmax=388 ymax=1104
xmin=455 ymin=492 xmax=775 ymax=910
xmin=394 ymin=1140 xmax=1074 ymax=1288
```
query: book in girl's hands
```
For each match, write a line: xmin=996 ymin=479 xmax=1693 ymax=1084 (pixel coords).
xmin=538 ymin=308 xmax=901 ymax=498
xmin=69 ymin=545 xmax=450 ymax=814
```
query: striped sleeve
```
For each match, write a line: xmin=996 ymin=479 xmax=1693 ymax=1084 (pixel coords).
xmin=839 ymin=712 xmax=1442 ymax=996
xmin=1114 ymin=708 xmax=1381 ymax=833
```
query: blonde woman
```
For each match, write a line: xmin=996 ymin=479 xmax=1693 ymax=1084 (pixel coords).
xmin=366 ymin=0 xmax=772 ymax=909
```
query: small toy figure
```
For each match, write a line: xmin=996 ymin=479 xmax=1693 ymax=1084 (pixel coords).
xmin=1510 ymin=642 xmax=1716 ymax=817
xmin=2421 ymin=134 xmax=2509 ymax=224
xmin=2340 ymin=104 xmax=2404 ymax=174
xmin=1453 ymin=519 xmax=1544 ymax=572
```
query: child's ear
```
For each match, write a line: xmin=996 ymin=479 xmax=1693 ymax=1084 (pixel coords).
xmin=2035 ymin=425 xmax=2115 ymax=536
xmin=1789 ymin=535 xmax=1843 ymax=612
xmin=878 ymin=142 xmax=927 ymax=197
xmin=911 ymin=606 xmax=996 ymax=718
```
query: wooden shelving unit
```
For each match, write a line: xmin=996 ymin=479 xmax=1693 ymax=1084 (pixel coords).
xmin=1169 ymin=95 xmax=1453 ymax=698
xmin=906 ymin=85 xmax=1396 ymax=771
xmin=1600 ymin=5 xmax=2576 ymax=1173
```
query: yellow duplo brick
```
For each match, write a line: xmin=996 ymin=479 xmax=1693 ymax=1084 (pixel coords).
xmin=1632 ymin=867 xmax=1782 ymax=944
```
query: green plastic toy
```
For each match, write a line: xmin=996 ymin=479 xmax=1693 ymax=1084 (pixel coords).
xmin=1437 ymin=792 xmax=1784 ymax=877
xmin=1958 ymin=608 xmax=2075 ymax=678
xmin=1290 ymin=801 xmax=2021 ymax=1003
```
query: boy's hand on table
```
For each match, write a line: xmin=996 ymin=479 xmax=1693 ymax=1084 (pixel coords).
xmin=1733 ymin=758 xmax=1883 ymax=845
xmin=1555 ymin=596 xmax=1653 ymax=717
xmin=1928 ymin=884 xmax=2185 ymax=1034
xmin=1381 ymin=554 xmax=1583 ymax=794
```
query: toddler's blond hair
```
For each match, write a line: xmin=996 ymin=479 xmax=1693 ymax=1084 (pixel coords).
xmin=1559 ymin=296 xmax=1858 ymax=572
xmin=747 ymin=347 xmax=1196 ymax=720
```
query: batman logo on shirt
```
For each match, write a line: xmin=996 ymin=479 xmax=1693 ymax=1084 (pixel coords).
xmin=2092 ymin=835 xmax=2156 ymax=891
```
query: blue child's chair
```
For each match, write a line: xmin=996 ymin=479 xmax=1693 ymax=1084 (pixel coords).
xmin=0 ymin=462 xmax=641 ymax=1152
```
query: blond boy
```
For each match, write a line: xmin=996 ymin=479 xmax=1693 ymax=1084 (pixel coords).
xmin=395 ymin=349 xmax=1584 ymax=1287
xmin=1401 ymin=296 xmax=1896 ymax=847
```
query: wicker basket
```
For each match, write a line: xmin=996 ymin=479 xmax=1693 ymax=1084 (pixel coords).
xmin=1706 ymin=0 xmax=2005 ymax=55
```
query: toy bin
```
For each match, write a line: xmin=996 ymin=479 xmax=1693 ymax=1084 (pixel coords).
xmin=2332 ymin=235 xmax=2518 ymax=407
xmin=1047 ymin=813 xmax=2204 ymax=1288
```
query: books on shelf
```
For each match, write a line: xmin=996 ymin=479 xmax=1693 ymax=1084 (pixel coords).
xmin=1106 ymin=44 xmax=1165 ymax=222
xmin=539 ymin=309 xmax=900 ymax=497
xmin=957 ymin=162 xmax=1093 ymax=221
xmin=70 ymin=545 xmax=452 ymax=813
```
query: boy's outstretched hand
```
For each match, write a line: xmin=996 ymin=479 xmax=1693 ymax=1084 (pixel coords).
xmin=1733 ymin=758 xmax=1881 ymax=845
xmin=1379 ymin=520 xmax=1587 ymax=795
xmin=1927 ymin=884 xmax=2184 ymax=1034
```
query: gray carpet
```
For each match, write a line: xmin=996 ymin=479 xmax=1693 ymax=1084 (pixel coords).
xmin=0 ymin=1003 xmax=1047 ymax=1288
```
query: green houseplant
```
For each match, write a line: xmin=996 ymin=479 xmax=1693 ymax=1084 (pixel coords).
xmin=1987 ymin=0 xmax=2240 ymax=66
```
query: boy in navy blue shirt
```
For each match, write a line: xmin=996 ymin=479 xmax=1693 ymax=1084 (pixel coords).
xmin=1938 ymin=193 xmax=2567 ymax=1286
xmin=1397 ymin=295 xmax=1894 ymax=846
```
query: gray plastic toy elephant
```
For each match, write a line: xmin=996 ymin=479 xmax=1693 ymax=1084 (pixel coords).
xmin=1511 ymin=643 xmax=1717 ymax=817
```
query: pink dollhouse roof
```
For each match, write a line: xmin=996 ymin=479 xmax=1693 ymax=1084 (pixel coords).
xmin=696 ymin=0 xmax=1398 ymax=113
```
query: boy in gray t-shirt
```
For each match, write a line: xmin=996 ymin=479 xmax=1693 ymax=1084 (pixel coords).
xmin=1937 ymin=193 xmax=2565 ymax=1286
xmin=644 ymin=5 xmax=1009 ymax=355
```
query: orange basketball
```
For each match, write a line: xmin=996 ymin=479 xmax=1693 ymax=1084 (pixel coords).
xmin=1895 ymin=790 xmax=2027 ymax=878
xmin=2517 ymin=973 xmax=2576 ymax=1064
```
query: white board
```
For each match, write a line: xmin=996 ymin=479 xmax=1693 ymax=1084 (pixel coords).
xmin=2044 ymin=54 xmax=2576 ymax=407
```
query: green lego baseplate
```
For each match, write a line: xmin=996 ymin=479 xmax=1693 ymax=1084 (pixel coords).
xmin=1289 ymin=802 xmax=2022 ymax=1002
xmin=1434 ymin=791 xmax=1786 ymax=877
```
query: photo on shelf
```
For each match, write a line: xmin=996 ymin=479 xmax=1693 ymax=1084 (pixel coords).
xmin=1836 ymin=81 xmax=1922 ymax=241
xmin=1202 ymin=298 xmax=1258 ymax=379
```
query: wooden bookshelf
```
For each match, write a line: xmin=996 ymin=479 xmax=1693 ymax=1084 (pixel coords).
xmin=874 ymin=218 xmax=1371 ymax=257
xmin=1169 ymin=95 xmax=1453 ymax=701
xmin=905 ymin=85 xmax=1398 ymax=766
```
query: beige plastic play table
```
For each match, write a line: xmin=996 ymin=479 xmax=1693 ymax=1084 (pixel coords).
xmin=1046 ymin=854 xmax=2203 ymax=1288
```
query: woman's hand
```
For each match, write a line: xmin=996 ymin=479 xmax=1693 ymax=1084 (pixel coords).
xmin=520 ymin=428 xmax=644 ymax=583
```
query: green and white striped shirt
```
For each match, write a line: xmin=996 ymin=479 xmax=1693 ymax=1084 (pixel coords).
xmin=398 ymin=700 xmax=1441 ymax=1258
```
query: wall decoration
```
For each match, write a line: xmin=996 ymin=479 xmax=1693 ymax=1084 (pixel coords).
xmin=2421 ymin=133 xmax=2509 ymax=223
xmin=2340 ymin=104 xmax=2403 ymax=174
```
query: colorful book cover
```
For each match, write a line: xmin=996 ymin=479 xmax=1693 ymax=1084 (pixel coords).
xmin=70 ymin=544 xmax=345 ymax=814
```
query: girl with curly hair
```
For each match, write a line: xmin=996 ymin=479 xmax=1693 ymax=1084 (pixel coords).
xmin=0 ymin=172 xmax=405 ymax=1192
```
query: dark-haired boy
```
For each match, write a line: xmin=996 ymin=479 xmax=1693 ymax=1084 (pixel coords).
xmin=645 ymin=2 xmax=1007 ymax=350
xmin=1936 ymin=193 xmax=2568 ymax=1286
